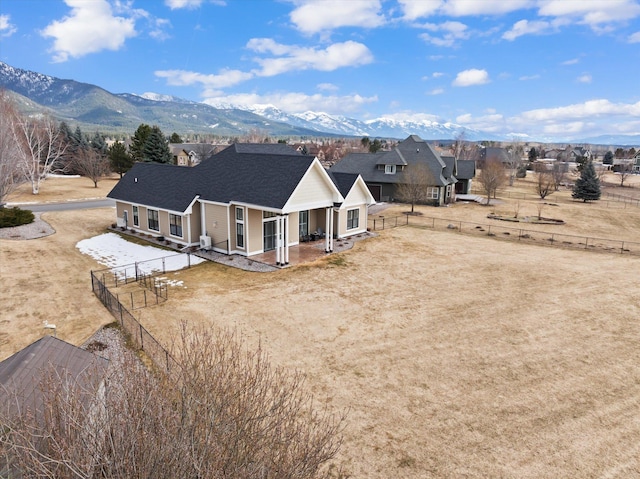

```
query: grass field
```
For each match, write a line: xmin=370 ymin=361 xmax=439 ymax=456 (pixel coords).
xmin=1 ymin=172 xmax=640 ymax=478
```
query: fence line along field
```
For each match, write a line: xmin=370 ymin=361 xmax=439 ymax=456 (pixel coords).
xmin=1 ymin=174 xmax=639 ymax=477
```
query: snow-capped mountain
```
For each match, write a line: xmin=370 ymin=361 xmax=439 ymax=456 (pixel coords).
xmin=207 ymin=101 xmax=494 ymax=141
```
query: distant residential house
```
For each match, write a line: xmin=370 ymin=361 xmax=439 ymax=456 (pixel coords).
xmin=329 ymin=135 xmax=465 ymax=205
xmin=633 ymin=151 xmax=640 ymax=173
xmin=476 ymin=147 xmax=513 ymax=164
xmin=107 ymin=143 xmax=374 ymax=264
xmin=169 ymin=143 xmax=219 ymax=167
xmin=170 ymin=146 xmax=190 ymax=166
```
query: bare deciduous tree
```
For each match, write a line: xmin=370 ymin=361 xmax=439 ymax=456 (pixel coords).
xmin=0 ymin=323 xmax=345 ymax=479
xmin=0 ymin=91 xmax=24 ymax=205
xmin=13 ymin=115 xmax=67 ymax=195
xmin=477 ymin=158 xmax=507 ymax=204
xmin=551 ymin=161 xmax=568 ymax=191
xmin=72 ymin=148 xmax=111 ymax=187
xmin=395 ymin=164 xmax=435 ymax=213
xmin=616 ymin=163 xmax=633 ymax=187
xmin=534 ymin=165 xmax=555 ymax=199
xmin=506 ymin=138 xmax=524 ymax=186
xmin=451 ymin=131 xmax=478 ymax=161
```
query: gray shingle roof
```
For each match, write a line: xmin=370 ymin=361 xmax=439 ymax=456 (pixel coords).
xmin=328 ymin=172 xmax=359 ymax=198
xmin=330 ymin=135 xmax=452 ymax=187
xmin=456 ymin=160 xmax=476 ymax=180
xmin=108 ymin=143 xmax=315 ymax=211
xmin=0 ymin=336 xmax=108 ymax=417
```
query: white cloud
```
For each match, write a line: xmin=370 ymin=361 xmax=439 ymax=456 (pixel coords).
xmin=380 ymin=111 xmax=441 ymax=123
xmin=452 ymin=68 xmax=489 ymax=86
xmin=428 ymin=88 xmax=445 ymax=95
xmin=562 ymin=58 xmax=580 ymax=65
xmin=289 ymin=0 xmax=385 ymax=34
xmin=441 ymin=0 xmax=533 ymax=16
xmin=247 ymin=39 xmax=374 ymax=76
xmin=537 ymin=0 xmax=640 ymax=26
xmin=432 ymin=71 xmax=444 ymax=78
xmin=398 ymin=0 xmax=532 ymax=19
xmin=519 ymin=99 xmax=640 ymax=121
xmin=455 ymin=111 xmax=505 ymax=132
xmin=317 ymin=83 xmax=339 ymax=91
xmin=519 ymin=74 xmax=540 ymax=80
xmin=577 ymin=74 xmax=592 ymax=83
xmin=419 ymin=20 xmax=469 ymax=47
xmin=0 ymin=14 xmax=17 ymax=37
xmin=164 ymin=0 xmax=226 ymax=8
xmin=502 ymin=18 xmax=566 ymax=40
xmin=203 ymin=91 xmax=378 ymax=115
xmin=629 ymin=31 xmax=640 ymax=43
xmin=41 ymin=0 xmax=137 ymax=62
xmin=155 ymin=68 xmax=254 ymax=89
xmin=149 ymin=18 xmax=172 ymax=41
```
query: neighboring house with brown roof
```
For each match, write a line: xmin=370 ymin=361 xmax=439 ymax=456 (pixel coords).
xmin=108 ymin=143 xmax=374 ymax=265
xmin=329 ymin=135 xmax=466 ymax=205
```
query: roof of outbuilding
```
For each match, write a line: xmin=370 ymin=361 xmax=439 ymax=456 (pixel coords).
xmin=0 ymin=336 xmax=108 ymax=417
xmin=108 ymin=143 xmax=317 ymax=212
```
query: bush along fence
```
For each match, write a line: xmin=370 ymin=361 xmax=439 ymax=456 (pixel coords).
xmin=368 ymin=214 xmax=640 ymax=256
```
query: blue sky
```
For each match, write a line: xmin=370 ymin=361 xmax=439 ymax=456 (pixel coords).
xmin=1 ymin=0 xmax=639 ymax=141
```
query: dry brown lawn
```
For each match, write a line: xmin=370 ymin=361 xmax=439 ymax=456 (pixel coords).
xmin=1 ymin=174 xmax=640 ymax=478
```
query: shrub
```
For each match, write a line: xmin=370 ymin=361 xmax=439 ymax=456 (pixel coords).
xmin=0 ymin=207 xmax=35 ymax=228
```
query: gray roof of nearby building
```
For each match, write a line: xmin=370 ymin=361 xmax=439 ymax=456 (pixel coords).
xmin=0 ymin=336 xmax=108 ymax=416
xmin=108 ymin=143 xmax=316 ymax=212
xmin=456 ymin=160 xmax=476 ymax=180
xmin=330 ymin=135 xmax=452 ymax=187
xmin=478 ymin=147 xmax=511 ymax=162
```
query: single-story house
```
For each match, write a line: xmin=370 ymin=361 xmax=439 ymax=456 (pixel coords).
xmin=107 ymin=143 xmax=374 ymax=264
xmin=329 ymin=135 xmax=474 ymax=205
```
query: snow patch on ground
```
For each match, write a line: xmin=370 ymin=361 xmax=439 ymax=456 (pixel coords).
xmin=76 ymin=232 xmax=204 ymax=274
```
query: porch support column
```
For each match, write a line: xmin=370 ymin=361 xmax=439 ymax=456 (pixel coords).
xmin=284 ymin=214 xmax=289 ymax=265
xmin=325 ymin=207 xmax=331 ymax=253
xmin=275 ymin=215 xmax=281 ymax=266
xmin=328 ymin=208 xmax=334 ymax=252
xmin=200 ymin=202 xmax=206 ymax=236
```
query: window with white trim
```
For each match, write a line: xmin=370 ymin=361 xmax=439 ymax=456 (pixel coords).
xmin=132 ymin=205 xmax=139 ymax=226
xmin=347 ymin=208 xmax=359 ymax=230
xmin=384 ymin=164 xmax=396 ymax=174
xmin=427 ymin=187 xmax=439 ymax=199
xmin=147 ymin=209 xmax=159 ymax=231
xmin=169 ymin=214 xmax=182 ymax=237
xmin=236 ymin=207 xmax=244 ymax=248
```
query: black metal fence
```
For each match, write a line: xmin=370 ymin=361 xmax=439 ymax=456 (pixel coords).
xmin=368 ymin=214 xmax=640 ymax=256
xmin=469 ymin=187 xmax=640 ymax=208
xmin=90 ymin=270 xmax=180 ymax=379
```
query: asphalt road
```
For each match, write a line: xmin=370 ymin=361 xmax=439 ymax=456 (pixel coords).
xmin=10 ymin=198 xmax=115 ymax=212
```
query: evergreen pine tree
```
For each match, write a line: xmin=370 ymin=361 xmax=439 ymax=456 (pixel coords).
xmin=572 ymin=159 xmax=601 ymax=202
xmin=108 ymin=141 xmax=134 ymax=177
xmin=130 ymin=123 xmax=151 ymax=162
xmin=142 ymin=125 xmax=173 ymax=163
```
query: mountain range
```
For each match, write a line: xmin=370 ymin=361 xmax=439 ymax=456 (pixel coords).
xmin=1 ymin=61 xmax=639 ymax=145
